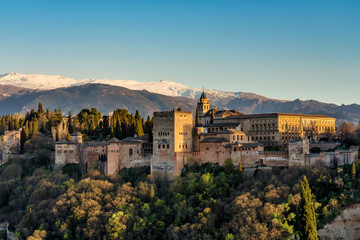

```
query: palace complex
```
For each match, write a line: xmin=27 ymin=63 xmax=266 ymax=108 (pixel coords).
xmin=55 ymin=91 xmax=358 ymax=175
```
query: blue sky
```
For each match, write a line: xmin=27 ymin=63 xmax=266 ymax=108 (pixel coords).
xmin=0 ymin=0 xmax=359 ymax=105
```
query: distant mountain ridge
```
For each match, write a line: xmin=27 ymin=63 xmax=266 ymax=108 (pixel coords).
xmin=0 ymin=72 xmax=280 ymax=103
xmin=0 ymin=72 xmax=359 ymax=122
xmin=0 ymin=83 xmax=196 ymax=117
xmin=0 ymin=84 xmax=34 ymax=101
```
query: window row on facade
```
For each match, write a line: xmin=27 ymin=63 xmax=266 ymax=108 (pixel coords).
xmin=158 ymin=144 xmax=170 ymax=149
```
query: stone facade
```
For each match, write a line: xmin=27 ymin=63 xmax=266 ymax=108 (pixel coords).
xmin=0 ymin=130 xmax=21 ymax=164
xmin=197 ymin=93 xmax=336 ymax=144
xmin=54 ymin=91 xmax=353 ymax=176
xmin=212 ymin=113 xmax=336 ymax=143
xmin=310 ymin=142 xmax=341 ymax=151
xmin=288 ymin=139 xmax=310 ymax=166
xmin=305 ymin=146 xmax=359 ymax=167
xmin=151 ymin=110 xmax=193 ymax=175
xmin=201 ymin=109 xmax=243 ymax=125
xmin=55 ymin=133 xmax=152 ymax=174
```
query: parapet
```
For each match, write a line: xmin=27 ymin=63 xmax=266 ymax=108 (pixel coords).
xmin=154 ymin=111 xmax=175 ymax=117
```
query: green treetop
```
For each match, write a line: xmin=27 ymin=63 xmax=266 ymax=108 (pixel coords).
xmin=352 ymin=161 xmax=356 ymax=184
xmin=299 ymin=176 xmax=318 ymax=240
xmin=238 ymin=160 xmax=243 ymax=183
xmin=66 ymin=132 xmax=71 ymax=141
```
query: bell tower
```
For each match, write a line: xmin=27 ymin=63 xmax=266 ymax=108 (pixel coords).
xmin=197 ymin=88 xmax=210 ymax=117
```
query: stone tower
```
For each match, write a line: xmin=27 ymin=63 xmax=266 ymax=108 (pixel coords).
xmin=70 ymin=132 xmax=83 ymax=143
xmin=197 ymin=89 xmax=210 ymax=117
xmin=151 ymin=109 xmax=193 ymax=175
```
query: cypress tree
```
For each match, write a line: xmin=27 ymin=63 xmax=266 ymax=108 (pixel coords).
xmin=66 ymin=132 xmax=71 ymax=141
xmin=299 ymin=176 xmax=318 ymax=240
xmin=115 ymin=120 xmax=121 ymax=139
xmin=28 ymin=207 xmax=33 ymax=230
xmin=10 ymin=115 xmax=15 ymax=130
xmin=135 ymin=109 xmax=141 ymax=121
xmin=1 ymin=116 xmax=5 ymax=131
xmin=144 ymin=116 xmax=152 ymax=134
xmin=121 ymin=122 xmax=127 ymax=139
xmin=38 ymin=102 xmax=45 ymax=114
xmin=110 ymin=126 xmax=115 ymax=138
xmin=150 ymin=185 xmax=155 ymax=201
xmin=352 ymin=161 xmax=356 ymax=185
xmin=68 ymin=111 xmax=74 ymax=134
xmin=28 ymin=120 xmax=33 ymax=137
xmin=195 ymin=107 xmax=199 ymax=126
xmin=210 ymin=109 xmax=215 ymax=123
xmin=135 ymin=119 xmax=144 ymax=137
xmin=32 ymin=119 xmax=39 ymax=135
xmin=56 ymin=125 xmax=60 ymax=141
xmin=103 ymin=115 xmax=110 ymax=133
xmin=15 ymin=116 xmax=20 ymax=129
xmin=149 ymin=117 xmax=154 ymax=141
xmin=20 ymin=127 xmax=27 ymax=153
xmin=25 ymin=121 xmax=30 ymax=137
xmin=238 ymin=160 xmax=243 ymax=183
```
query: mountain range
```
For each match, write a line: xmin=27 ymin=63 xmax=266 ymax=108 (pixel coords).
xmin=0 ymin=72 xmax=359 ymax=122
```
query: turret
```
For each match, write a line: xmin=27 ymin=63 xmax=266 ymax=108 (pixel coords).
xmin=70 ymin=132 xmax=83 ymax=143
xmin=197 ymin=89 xmax=210 ymax=117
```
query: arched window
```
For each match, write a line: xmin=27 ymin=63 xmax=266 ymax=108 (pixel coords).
xmin=129 ymin=148 xmax=133 ymax=156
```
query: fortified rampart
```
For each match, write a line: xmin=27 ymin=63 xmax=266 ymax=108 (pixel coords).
xmin=54 ymin=92 xmax=358 ymax=176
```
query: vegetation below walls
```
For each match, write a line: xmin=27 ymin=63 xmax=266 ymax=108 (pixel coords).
xmin=0 ymin=154 xmax=359 ymax=239
xmin=1 ymin=104 xmax=360 ymax=240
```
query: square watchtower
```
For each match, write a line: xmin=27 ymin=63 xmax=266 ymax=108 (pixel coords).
xmin=152 ymin=110 xmax=193 ymax=174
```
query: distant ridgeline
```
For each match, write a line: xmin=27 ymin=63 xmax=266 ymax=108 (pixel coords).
xmin=0 ymin=80 xmax=360 ymax=122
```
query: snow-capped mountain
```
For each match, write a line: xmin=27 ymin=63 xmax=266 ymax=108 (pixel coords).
xmin=0 ymin=72 xmax=86 ymax=90
xmin=0 ymin=72 xmax=274 ymax=105
xmin=0 ymin=73 xmax=359 ymax=122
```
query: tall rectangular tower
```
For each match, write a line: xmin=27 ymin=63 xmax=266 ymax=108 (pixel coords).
xmin=152 ymin=110 xmax=193 ymax=175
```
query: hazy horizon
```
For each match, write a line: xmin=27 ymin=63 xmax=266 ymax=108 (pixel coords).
xmin=0 ymin=71 xmax=358 ymax=106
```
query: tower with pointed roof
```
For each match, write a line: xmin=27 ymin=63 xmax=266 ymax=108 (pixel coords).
xmin=197 ymin=88 xmax=210 ymax=117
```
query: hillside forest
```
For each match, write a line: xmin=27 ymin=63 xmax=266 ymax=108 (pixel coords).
xmin=0 ymin=103 xmax=360 ymax=240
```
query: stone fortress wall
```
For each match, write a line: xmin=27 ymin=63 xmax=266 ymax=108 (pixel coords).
xmin=54 ymin=91 xmax=357 ymax=176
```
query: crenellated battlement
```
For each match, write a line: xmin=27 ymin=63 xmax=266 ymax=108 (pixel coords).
xmin=153 ymin=110 xmax=193 ymax=117
xmin=153 ymin=110 xmax=175 ymax=117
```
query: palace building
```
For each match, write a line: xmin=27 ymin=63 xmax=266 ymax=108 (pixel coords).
xmin=197 ymin=91 xmax=336 ymax=143
xmin=54 ymin=90 xmax=355 ymax=176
